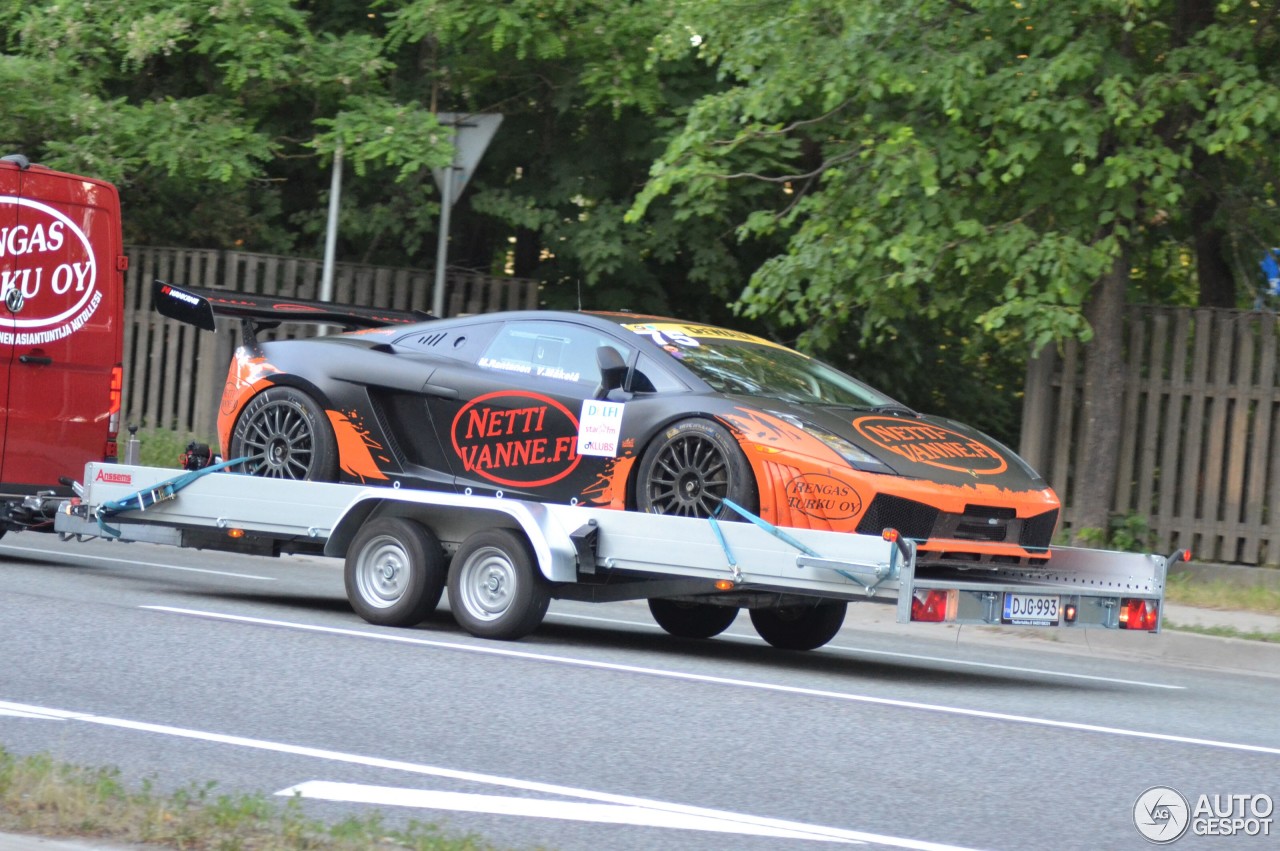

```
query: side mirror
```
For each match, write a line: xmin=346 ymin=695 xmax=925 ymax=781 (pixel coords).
xmin=594 ymin=346 xmax=631 ymax=400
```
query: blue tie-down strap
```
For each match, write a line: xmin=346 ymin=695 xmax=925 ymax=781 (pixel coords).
xmin=94 ymin=457 xmax=250 ymax=538
xmin=717 ymin=498 xmax=861 ymax=585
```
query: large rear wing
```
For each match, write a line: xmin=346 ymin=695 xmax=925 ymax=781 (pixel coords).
xmin=152 ymin=280 xmax=430 ymax=332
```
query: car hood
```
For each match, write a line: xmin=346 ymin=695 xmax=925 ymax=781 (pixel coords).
xmin=722 ymin=396 xmax=1048 ymax=491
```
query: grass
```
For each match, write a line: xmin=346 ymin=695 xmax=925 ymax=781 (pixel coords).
xmin=129 ymin=428 xmax=217 ymax=470
xmin=1164 ymin=572 xmax=1280 ymax=615
xmin=0 ymin=748 xmax=518 ymax=850
xmin=1161 ymin=622 xmax=1280 ymax=643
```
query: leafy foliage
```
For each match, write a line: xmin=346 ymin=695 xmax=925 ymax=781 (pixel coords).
xmin=633 ymin=0 xmax=1280 ymax=352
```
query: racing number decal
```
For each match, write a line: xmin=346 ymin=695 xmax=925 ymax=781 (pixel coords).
xmin=451 ymin=391 xmax=581 ymax=487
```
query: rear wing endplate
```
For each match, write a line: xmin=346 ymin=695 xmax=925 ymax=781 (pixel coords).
xmin=152 ymin=280 xmax=429 ymax=332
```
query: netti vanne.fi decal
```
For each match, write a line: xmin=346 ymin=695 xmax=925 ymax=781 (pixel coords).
xmin=451 ymin=391 xmax=581 ymax=487
xmin=853 ymin=416 xmax=1007 ymax=475
xmin=0 ymin=196 xmax=101 ymax=344
xmin=576 ymin=400 xmax=624 ymax=458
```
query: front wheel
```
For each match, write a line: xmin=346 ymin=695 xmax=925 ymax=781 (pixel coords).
xmin=345 ymin=517 xmax=446 ymax=627
xmin=648 ymin=599 xmax=739 ymax=639
xmin=448 ymin=528 xmax=550 ymax=640
xmin=749 ymin=601 xmax=847 ymax=651
xmin=635 ymin=418 xmax=756 ymax=519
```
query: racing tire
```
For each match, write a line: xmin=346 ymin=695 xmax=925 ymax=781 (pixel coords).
xmin=230 ymin=386 xmax=338 ymax=481
xmin=636 ymin=418 xmax=756 ymax=519
xmin=749 ymin=601 xmax=847 ymax=651
xmin=345 ymin=517 xmax=447 ymax=627
xmin=448 ymin=528 xmax=550 ymax=641
xmin=648 ymin=599 xmax=739 ymax=639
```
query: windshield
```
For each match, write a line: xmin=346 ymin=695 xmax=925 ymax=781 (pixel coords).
xmin=623 ymin=322 xmax=897 ymax=408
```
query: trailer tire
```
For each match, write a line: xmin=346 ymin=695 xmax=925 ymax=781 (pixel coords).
xmin=749 ymin=600 xmax=847 ymax=651
xmin=230 ymin=386 xmax=338 ymax=481
xmin=448 ymin=528 xmax=549 ymax=640
xmin=636 ymin=418 xmax=756 ymax=519
xmin=647 ymin=599 xmax=738 ymax=639
xmin=345 ymin=518 xmax=446 ymax=627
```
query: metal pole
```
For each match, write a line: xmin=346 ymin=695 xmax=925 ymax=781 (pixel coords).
xmin=432 ymin=164 xmax=454 ymax=317
xmin=320 ymin=147 xmax=343 ymax=304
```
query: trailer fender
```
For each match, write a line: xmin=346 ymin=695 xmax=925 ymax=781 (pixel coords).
xmin=323 ymin=490 xmax=579 ymax=583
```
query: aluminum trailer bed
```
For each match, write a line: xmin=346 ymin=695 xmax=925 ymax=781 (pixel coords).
xmin=53 ymin=463 xmax=1177 ymax=649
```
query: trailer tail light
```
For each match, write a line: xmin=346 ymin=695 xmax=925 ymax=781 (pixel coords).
xmin=910 ymin=589 xmax=956 ymax=623
xmin=1119 ymin=598 xmax=1159 ymax=631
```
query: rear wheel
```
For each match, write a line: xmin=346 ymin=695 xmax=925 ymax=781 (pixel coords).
xmin=345 ymin=517 xmax=446 ymax=627
xmin=230 ymin=386 xmax=338 ymax=481
xmin=749 ymin=601 xmax=847 ymax=651
xmin=448 ymin=528 xmax=550 ymax=640
xmin=636 ymin=418 xmax=755 ymax=519
xmin=648 ymin=599 xmax=739 ymax=639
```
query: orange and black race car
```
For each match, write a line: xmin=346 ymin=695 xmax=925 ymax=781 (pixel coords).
xmin=156 ymin=281 xmax=1059 ymax=571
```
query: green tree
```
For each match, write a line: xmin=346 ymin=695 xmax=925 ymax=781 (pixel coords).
xmin=632 ymin=0 xmax=1280 ymax=538
xmin=0 ymin=0 xmax=453 ymax=254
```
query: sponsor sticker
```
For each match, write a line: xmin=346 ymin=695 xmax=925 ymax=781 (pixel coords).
xmin=0 ymin=195 xmax=101 ymax=345
xmin=451 ymin=391 xmax=581 ymax=487
xmin=783 ymin=473 xmax=862 ymax=521
xmin=852 ymin=416 xmax=1007 ymax=475
xmin=576 ymin=400 xmax=625 ymax=458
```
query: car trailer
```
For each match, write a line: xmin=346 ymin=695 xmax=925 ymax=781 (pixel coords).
xmin=53 ymin=462 xmax=1183 ymax=651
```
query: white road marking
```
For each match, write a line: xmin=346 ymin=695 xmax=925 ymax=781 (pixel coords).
xmin=0 ymin=698 xmax=983 ymax=850
xmin=547 ymin=611 xmax=1186 ymax=690
xmin=146 ymin=606 xmax=1280 ymax=757
xmin=278 ymin=781 xmax=856 ymax=843
xmin=0 ymin=544 xmax=275 ymax=581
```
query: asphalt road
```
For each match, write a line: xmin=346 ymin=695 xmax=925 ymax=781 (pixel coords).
xmin=1 ymin=534 xmax=1277 ymax=851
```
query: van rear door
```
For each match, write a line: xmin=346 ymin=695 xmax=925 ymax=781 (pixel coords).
xmin=0 ymin=160 xmax=124 ymax=491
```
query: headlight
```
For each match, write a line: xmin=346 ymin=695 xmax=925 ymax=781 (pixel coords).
xmin=772 ymin=412 xmax=899 ymax=475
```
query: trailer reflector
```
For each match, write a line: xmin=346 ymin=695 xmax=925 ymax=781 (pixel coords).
xmin=1119 ymin=598 xmax=1159 ymax=631
xmin=1063 ymin=603 xmax=1078 ymax=624
xmin=714 ymin=579 xmax=735 ymax=591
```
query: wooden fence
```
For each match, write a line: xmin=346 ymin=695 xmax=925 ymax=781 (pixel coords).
xmin=121 ymin=246 xmax=539 ymax=439
xmin=1020 ymin=306 xmax=1280 ymax=566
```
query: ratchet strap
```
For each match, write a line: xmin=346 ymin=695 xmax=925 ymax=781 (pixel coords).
xmin=94 ymin=457 xmax=250 ymax=538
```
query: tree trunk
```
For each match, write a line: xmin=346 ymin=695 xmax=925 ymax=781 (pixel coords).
xmin=1191 ymin=194 xmax=1237 ymax=308
xmin=1071 ymin=250 xmax=1129 ymax=543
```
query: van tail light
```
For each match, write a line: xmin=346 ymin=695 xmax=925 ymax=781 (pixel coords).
xmin=1118 ymin=598 xmax=1159 ymax=631
xmin=105 ymin=364 xmax=122 ymax=461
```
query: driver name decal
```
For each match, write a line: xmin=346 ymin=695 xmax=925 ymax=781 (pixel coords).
xmin=0 ymin=195 xmax=100 ymax=344
xmin=853 ymin=416 xmax=1007 ymax=475
xmin=451 ymin=391 xmax=580 ymax=487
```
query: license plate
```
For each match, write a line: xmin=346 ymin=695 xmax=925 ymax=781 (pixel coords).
xmin=1002 ymin=593 xmax=1060 ymax=626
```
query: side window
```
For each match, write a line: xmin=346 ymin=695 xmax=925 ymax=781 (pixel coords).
xmin=477 ymin=321 xmax=631 ymax=389
xmin=630 ymin=353 xmax=688 ymax=394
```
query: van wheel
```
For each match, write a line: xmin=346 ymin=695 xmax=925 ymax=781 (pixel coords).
xmin=345 ymin=518 xmax=446 ymax=627
xmin=636 ymin=419 xmax=756 ymax=519
xmin=749 ymin=601 xmax=847 ymax=651
xmin=648 ymin=599 xmax=738 ymax=639
xmin=230 ymin=386 xmax=338 ymax=481
xmin=448 ymin=528 xmax=549 ymax=640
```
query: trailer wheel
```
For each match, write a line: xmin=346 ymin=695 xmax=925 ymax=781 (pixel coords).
xmin=636 ymin=418 xmax=756 ymax=519
xmin=230 ymin=386 xmax=338 ymax=481
xmin=648 ymin=599 xmax=738 ymax=639
xmin=448 ymin=528 xmax=549 ymax=640
xmin=345 ymin=518 xmax=446 ymax=627
xmin=749 ymin=601 xmax=847 ymax=651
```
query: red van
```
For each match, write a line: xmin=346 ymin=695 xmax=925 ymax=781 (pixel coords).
xmin=0 ymin=154 xmax=124 ymax=530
